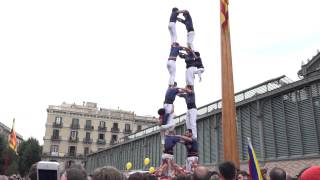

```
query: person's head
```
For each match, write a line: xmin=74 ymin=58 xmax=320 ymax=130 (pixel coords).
xmin=185 ymin=129 xmax=193 ymax=138
xmin=168 ymin=129 xmax=175 ymax=135
xmin=185 ymin=85 xmax=193 ymax=91
xmin=158 ymin=108 xmax=165 ymax=115
xmin=300 ymin=166 xmax=320 ymax=180
xmin=194 ymin=51 xmax=200 ymax=57
xmin=183 ymin=11 xmax=190 ymax=17
xmin=66 ymin=167 xmax=87 ymax=180
xmin=193 ymin=166 xmax=211 ymax=180
xmin=269 ymin=167 xmax=286 ymax=180
xmin=128 ymin=172 xmax=144 ymax=180
xmin=237 ymin=171 xmax=249 ymax=180
xmin=218 ymin=161 xmax=236 ymax=180
xmin=28 ymin=163 xmax=38 ymax=180
xmin=92 ymin=166 xmax=126 ymax=180
xmin=172 ymin=7 xmax=179 ymax=12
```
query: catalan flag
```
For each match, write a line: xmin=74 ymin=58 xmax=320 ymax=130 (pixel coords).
xmin=8 ymin=118 xmax=17 ymax=152
xmin=247 ymin=138 xmax=263 ymax=180
xmin=220 ymin=0 xmax=229 ymax=29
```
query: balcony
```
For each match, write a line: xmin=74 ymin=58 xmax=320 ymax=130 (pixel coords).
xmin=98 ymin=126 xmax=107 ymax=132
xmin=52 ymin=122 xmax=63 ymax=128
xmin=83 ymin=138 xmax=93 ymax=144
xmin=84 ymin=125 xmax=94 ymax=131
xmin=96 ymin=139 xmax=106 ymax=145
xmin=124 ymin=129 xmax=132 ymax=134
xmin=69 ymin=137 xmax=79 ymax=143
xmin=110 ymin=139 xmax=117 ymax=145
xmin=70 ymin=124 xmax=80 ymax=129
xmin=68 ymin=152 xmax=76 ymax=157
xmin=50 ymin=152 xmax=59 ymax=157
xmin=111 ymin=127 xmax=120 ymax=133
xmin=51 ymin=136 xmax=61 ymax=141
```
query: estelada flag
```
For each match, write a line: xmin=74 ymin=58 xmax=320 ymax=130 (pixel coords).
xmin=8 ymin=118 xmax=17 ymax=152
xmin=247 ymin=138 xmax=263 ymax=180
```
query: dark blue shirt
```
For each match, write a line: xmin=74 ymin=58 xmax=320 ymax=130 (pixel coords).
xmin=184 ymin=15 xmax=194 ymax=32
xmin=181 ymin=92 xmax=196 ymax=109
xmin=195 ymin=57 xmax=204 ymax=69
xmin=180 ymin=52 xmax=196 ymax=68
xmin=161 ymin=113 xmax=170 ymax=125
xmin=164 ymin=136 xmax=180 ymax=155
xmin=164 ymin=88 xmax=179 ymax=104
xmin=169 ymin=46 xmax=183 ymax=60
xmin=169 ymin=11 xmax=179 ymax=22
xmin=184 ymin=138 xmax=198 ymax=157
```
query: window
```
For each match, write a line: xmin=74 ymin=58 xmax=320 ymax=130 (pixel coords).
xmin=70 ymin=131 xmax=78 ymax=140
xmin=68 ymin=146 xmax=76 ymax=156
xmin=84 ymin=147 xmax=89 ymax=156
xmin=113 ymin=123 xmax=118 ymax=128
xmin=85 ymin=120 xmax=91 ymax=126
xmin=55 ymin=117 xmax=62 ymax=124
xmin=85 ymin=132 xmax=90 ymax=139
xmin=72 ymin=118 xmax=79 ymax=125
xmin=51 ymin=145 xmax=59 ymax=153
xmin=98 ymin=133 xmax=105 ymax=140
xmin=137 ymin=125 xmax=142 ymax=131
xmin=112 ymin=135 xmax=117 ymax=141
xmin=53 ymin=129 xmax=59 ymax=137
xmin=99 ymin=121 xmax=105 ymax=127
xmin=125 ymin=124 xmax=131 ymax=131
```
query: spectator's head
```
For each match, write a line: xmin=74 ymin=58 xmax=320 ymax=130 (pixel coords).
xmin=209 ymin=171 xmax=220 ymax=180
xmin=28 ymin=163 xmax=38 ymax=180
xmin=193 ymin=166 xmax=211 ymax=180
xmin=237 ymin=171 xmax=249 ymax=180
xmin=218 ymin=161 xmax=236 ymax=180
xmin=300 ymin=166 xmax=320 ymax=180
xmin=270 ymin=167 xmax=286 ymax=180
xmin=66 ymin=167 xmax=87 ymax=180
xmin=185 ymin=129 xmax=193 ymax=138
xmin=144 ymin=174 xmax=158 ymax=180
xmin=128 ymin=172 xmax=144 ymax=180
xmin=92 ymin=166 xmax=126 ymax=180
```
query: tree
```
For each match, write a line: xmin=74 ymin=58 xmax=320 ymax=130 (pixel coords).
xmin=18 ymin=137 xmax=41 ymax=177
xmin=0 ymin=135 xmax=7 ymax=174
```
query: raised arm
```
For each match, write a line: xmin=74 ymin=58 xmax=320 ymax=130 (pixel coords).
xmin=175 ymin=135 xmax=193 ymax=142
xmin=177 ymin=17 xmax=185 ymax=24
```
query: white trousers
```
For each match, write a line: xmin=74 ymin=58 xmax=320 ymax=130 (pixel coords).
xmin=186 ymin=108 xmax=197 ymax=139
xmin=187 ymin=31 xmax=195 ymax=50
xmin=167 ymin=60 xmax=176 ymax=86
xmin=185 ymin=156 xmax=198 ymax=172
xmin=160 ymin=104 xmax=175 ymax=130
xmin=168 ymin=22 xmax=177 ymax=44
xmin=185 ymin=66 xmax=198 ymax=86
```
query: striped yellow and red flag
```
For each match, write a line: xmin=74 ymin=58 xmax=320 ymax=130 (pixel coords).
xmin=220 ymin=0 xmax=229 ymax=29
xmin=8 ymin=118 xmax=17 ymax=152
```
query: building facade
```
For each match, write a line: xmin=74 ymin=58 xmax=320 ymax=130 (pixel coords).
xmin=42 ymin=102 xmax=157 ymax=168
xmin=86 ymin=52 xmax=320 ymax=176
xmin=0 ymin=121 xmax=24 ymax=147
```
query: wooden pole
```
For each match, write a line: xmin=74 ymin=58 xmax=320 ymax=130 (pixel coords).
xmin=220 ymin=0 xmax=240 ymax=167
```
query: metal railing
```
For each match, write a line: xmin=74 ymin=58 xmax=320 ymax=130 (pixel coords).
xmin=118 ymin=75 xmax=292 ymax=143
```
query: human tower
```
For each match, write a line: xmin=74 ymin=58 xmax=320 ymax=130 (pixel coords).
xmin=155 ymin=7 xmax=205 ymax=177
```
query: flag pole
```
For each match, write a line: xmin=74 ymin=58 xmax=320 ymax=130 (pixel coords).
xmin=220 ymin=0 xmax=240 ymax=167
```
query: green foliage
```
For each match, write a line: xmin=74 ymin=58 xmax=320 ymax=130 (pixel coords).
xmin=0 ymin=135 xmax=7 ymax=174
xmin=18 ymin=137 xmax=41 ymax=177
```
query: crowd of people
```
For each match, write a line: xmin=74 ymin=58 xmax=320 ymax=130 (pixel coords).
xmin=1 ymin=160 xmax=319 ymax=180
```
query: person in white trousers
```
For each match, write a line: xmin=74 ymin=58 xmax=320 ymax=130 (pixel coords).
xmin=194 ymin=51 xmax=205 ymax=82
xmin=168 ymin=7 xmax=183 ymax=44
xmin=178 ymin=85 xmax=197 ymax=139
xmin=178 ymin=10 xmax=195 ymax=51
xmin=167 ymin=43 xmax=188 ymax=86
xmin=179 ymin=48 xmax=198 ymax=88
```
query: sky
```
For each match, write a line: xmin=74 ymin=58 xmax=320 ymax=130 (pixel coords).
xmin=0 ymin=0 xmax=320 ymax=145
